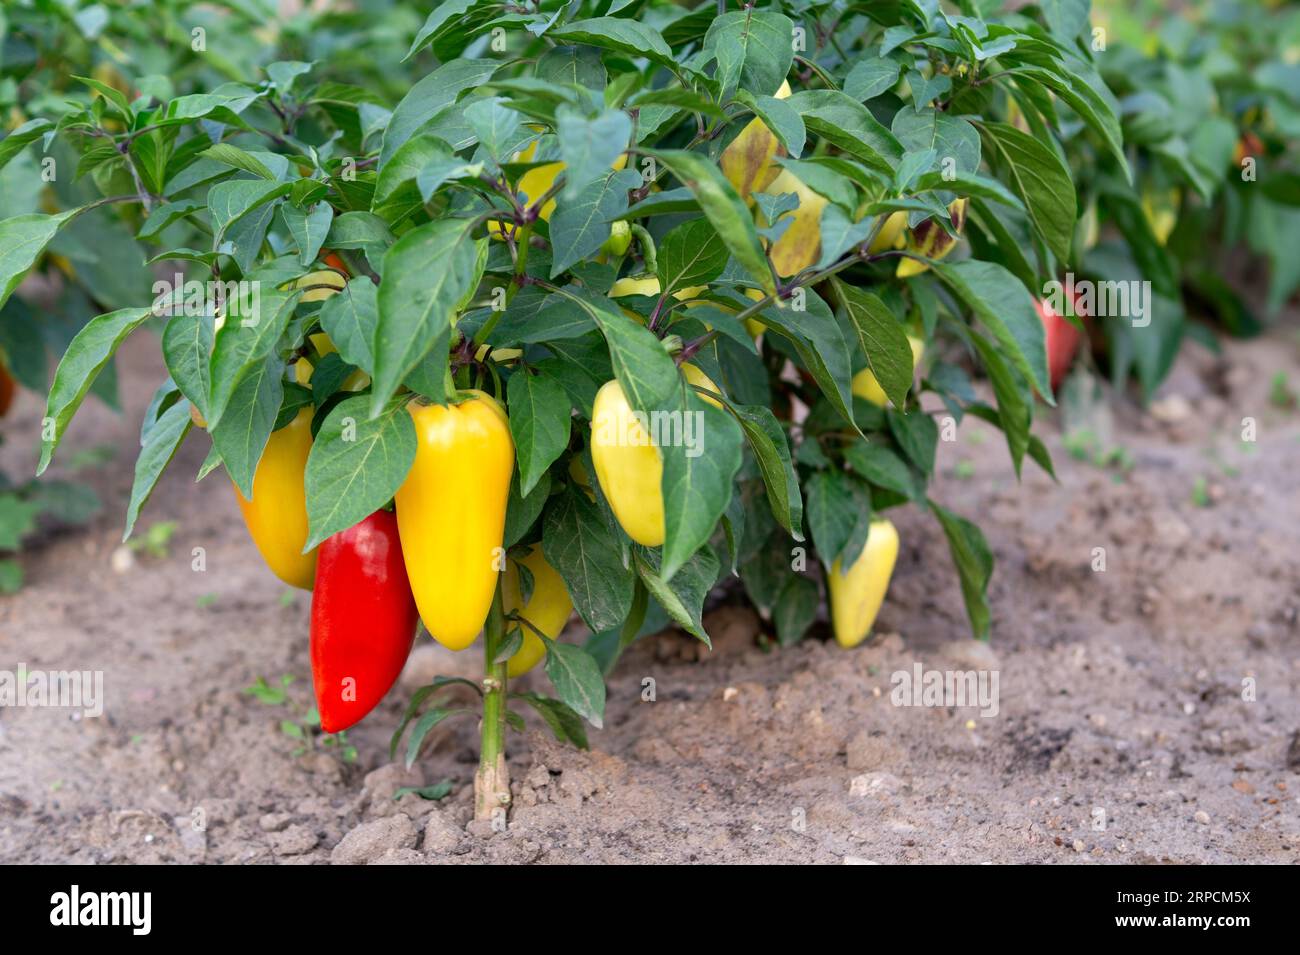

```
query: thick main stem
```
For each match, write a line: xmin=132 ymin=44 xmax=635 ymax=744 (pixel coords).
xmin=474 ymin=582 xmax=509 ymax=822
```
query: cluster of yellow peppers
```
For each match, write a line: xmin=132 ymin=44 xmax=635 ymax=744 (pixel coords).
xmin=233 ymin=77 xmax=968 ymax=659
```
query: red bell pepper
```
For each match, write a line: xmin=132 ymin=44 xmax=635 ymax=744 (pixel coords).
xmin=311 ymin=509 xmax=418 ymax=733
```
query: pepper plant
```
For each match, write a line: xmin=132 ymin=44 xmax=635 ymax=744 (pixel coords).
xmin=5 ymin=0 xmax=1128 ymax=819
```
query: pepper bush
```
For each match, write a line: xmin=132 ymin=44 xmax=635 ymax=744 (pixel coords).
xmin=1 ymin=0 xmax=1135 ymax=816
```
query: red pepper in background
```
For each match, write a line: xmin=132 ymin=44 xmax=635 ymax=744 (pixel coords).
xmin=311 ymin=509 xmax=418 ymax=733
xmin=1038 ymin=293 xmax=1085 ymax=394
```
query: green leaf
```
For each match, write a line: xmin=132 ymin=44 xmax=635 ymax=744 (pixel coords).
xmin=968 ymin=329 xmax=1031 ymax=476
xmin=371 ymin=218 xmax=478 ymax=415
xmin=549 ymin=18 xmax=675 ymax=68
xmin=38 ymin=306 xmax=153 ymax=475
xmin=375 ymin=133 xmax=448 ymax=205
xmin=641 ymin=149 xmax=775 ymax=295
xmin=283 ymin=202 xmax=334 ymax=267
xmin=513 ymin=692 xmax=589 ymax=749
xmin=563 ymin=288 xmax=678 ymax=414
xmin=656 ymin=217 xmax=730 ymax=294
xmin=0 ymin=559 xmax=21 ymax=594
xmin=549 ymin=168 xmax=640 ymax=277
xmin=931 ymin=501 xmax=994 ymax=641
xmin=405 ymin=0 xmax=487 ymax=60
xmin=506 ymin=369 xmax=571 ymax=497
xmin=206 ymin=284 xmax=300 ymax=429
xmin=660 ymin=393 xmax=743 ymax=580
xmin=804 ymin=469 xmax=872 ymax=569
xmin=542 ymin=487 xmax=635 ymax=633
xmin=210 ymin=358 xmax=282 ymax=499
xmin=318 ymin=278 xmax=378 ymax=372
xmin=843 ymin=57 xmax=903 ymax=101
xmin=207 ymin=179 xmax=290 ymax=248
xmin=304 ymin=394 xmax=418 ymax=550
xmin=833 ymin=280 xmax=913 ymax=410
xmin=556 ymin=107 xmax=633 ymax=200
xmin=979 ymin=122 xmax=1075 ymax=263
xmin=741 ymin=289 xmax=858 ymax=432
xmin=0 ymin=496 xmax=42 ymax=551
xmin=380 ymin=59 xmax=498 ymax=168
xmin=135 ymin=200 xmax=204 ymax=241
xmin=634 ymin=545 xmax=718 ymax=645
xmin=0 ymin=119 xmax=54 ymax=172
xmin=892 ymin=108 xmax=980 ymax=177
xmin=785 ymin=90 xmax=903 ymax=175
xmin=843 ymin=442 xmax=920 ymax=500
xmin=726 ymin=402 xmax=803 ymax=539
xmin=544 ymin=641 xmax=607 ymax=729
xmin=124 ymin=399 xmax=192 ymax=540
xmin=160 ymin=309 xmax=213 ymax=419
xmin=887 ymin=408 xmax=938 ymax=474
xmin=0 ymin=210 xmax=77 ymax=313
xmin=404 ymin=708 xmax=462 ymax=769
xmin=199 ymin=143 xmax=276 ymax=180
xmin=773 ymin=573 xmax=819 ymax=646
xmin=704 ymin=11 xmax=795 ymax=97
xmin=930 ymin=259 xmax=1051 ymax=400
xmin=504 ymin=468 xmax=550 ymax=548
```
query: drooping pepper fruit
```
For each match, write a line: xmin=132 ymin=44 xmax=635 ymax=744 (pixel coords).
xmin=395 ymin=391 xmax=514 ymax=650
xmin=503 ymin=547 xmax=573 ymax=677
xmin=828 ymin=519 xmax=899 ymax=648
xmin=234 ymin=406 xmax=317 ymax=590
xmin=311 ymin=509 xmax=418 ymax=733
xmin=590 ymin=365 xmax=721 ymax=547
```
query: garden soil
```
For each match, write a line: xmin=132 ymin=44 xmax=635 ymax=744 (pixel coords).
xmin=2 ymin=315 xmax=1298 ymax=865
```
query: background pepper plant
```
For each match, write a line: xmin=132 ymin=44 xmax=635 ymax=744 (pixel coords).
xmin=5 ymin=0 xmax=1130 ymax=820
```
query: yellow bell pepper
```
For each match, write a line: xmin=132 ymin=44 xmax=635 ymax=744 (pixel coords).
xmin=590 ymin=365 xmax=721 ymax=546
xmin=233 ymin=407 xmax=318 ymax=590
xmin=827 ymin=519 xmax=899 ymax=648
xmin=395 ymin=391 xmax=515 ymax=650
xmin=1141 ymin=188 xmax=1179 ymax=245
xmin=503 ymin=548 xmax=573 ymax=677
xmin=851 ymin=335 xmax=926 ymax=408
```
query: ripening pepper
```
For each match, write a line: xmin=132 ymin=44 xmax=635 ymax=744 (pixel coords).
xmin=234 ymin=406 xmax=318 ymax=590
xmin=503 ymin=547 xmax=573 ymax=677
xmin=291 ymin=268 xmax=347 ymax=304
xmin=896 ymin=198 xmax=969 ymax=278
xmin=321 ymin=250 xmax=350 ymax=276
xmin=395 ymin=391 xmax=514 ymax=650
xmin=311 ymin=509 xmax=418 ymax=733
xmin=295 ymin=332 xmax=370 ymax=391
xmin=720 ymin=80 xmax=792 ymax=202
xmin=828 ymin=519 xmax=899 ymax=649
xmin=0 ymin=357 xmax=14 ymax=417
xmin=852 ymin=335 xmax=926 ymax=408
xmin=590 ymin=366 xmax=721 ymax=547
xmin=762 ymin=168 xmax=828 ymax=278
xmin=1037 ymin=294 xmax=1085 ymax=393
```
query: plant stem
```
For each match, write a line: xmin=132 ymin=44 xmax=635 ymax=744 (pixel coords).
xmin=474 ymin=580 xmax=509 ymax=822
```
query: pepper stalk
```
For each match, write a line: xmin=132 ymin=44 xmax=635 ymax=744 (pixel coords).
xmin=474 ymin=579 xmax=510 ymax=821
